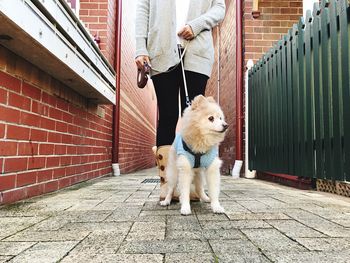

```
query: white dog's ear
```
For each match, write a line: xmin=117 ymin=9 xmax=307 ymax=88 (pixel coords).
xmin=206 ymin=96 xmax=216 ymax=103
xmin=191 ymin=95 xmax=206 ymax=110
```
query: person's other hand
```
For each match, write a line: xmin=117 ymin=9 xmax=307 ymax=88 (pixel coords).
xmin=135 ymin=55 xmax=151 ymax=69
xmin=178 ymin=25 xmax=194 ymax=40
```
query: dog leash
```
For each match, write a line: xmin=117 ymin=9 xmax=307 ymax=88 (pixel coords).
xmin=178 ymin=42 xmax=191 ymax=107
xmin=140 ymin=41 xmax=191 ymax=107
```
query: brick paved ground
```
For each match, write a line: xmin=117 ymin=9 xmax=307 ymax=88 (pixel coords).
xmin=0 ymin=168 xmax=349 ymax=262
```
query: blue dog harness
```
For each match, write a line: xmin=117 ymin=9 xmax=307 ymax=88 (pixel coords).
xmin=174 ymin=134 xmax=218 ymax=168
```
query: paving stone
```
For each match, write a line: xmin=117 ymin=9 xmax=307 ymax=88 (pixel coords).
xmin=0 ymin=217 xmax=47 ymax=240
xmin=264 ymin=251 xmax=350 ymax=263
xmin=296 ymin=219 xmax=350 ymax=237
xmin=140 ymin=210 xmax=182 ymax=216
xmin=66 ymin=200 xmax=103 ymax=211
xmin=331 ymin=218 xmax=350 ymax=228
xmin=241 ymin=228 xmax=307 ymax=252
xmin=4 ymin=230 xmax=90 ymax=242
xmin=266 ymin=220 xmax=326 ymax=238
xmin=0 ymin=242 xmax=36 ymax=256
xmin=235 ymin=200 xmax=276 ymax=212
xmin=0 ymin=205 xmax=47 ymax=216
xmin=89 ymin=202 xmax=126 ymax=211
xmin=215 ymin=201 xmax=250 ymax=213
xmin=295 ymin=237 xmax=350 ymax=251
xmin=142 ymin=201 xmax=168 ymax=211
xmin=257 ymin=197 xmax=288 ymax=207
xmin=165 ymin=229 xmax=205 ymax=240
xmin=29 ymin=218 xmax=69 ymax=231
xmin=23 ymin=202 xmax=75 ymax=213
xmin=8 ymin=241 xmax=78 ymax=263
xmin=200 ymin=220 xmax=272 ymax=230
xmin=226 ymin=212 xmax=290 ymax=220
xmin=135 ymin=215 xmax=166 ymax=222
xmin=203 ymin=228 xmax=246 ymax=240
xmin=165 ymin=253 xmax=216 ymax=263
xmin=167 ymin=215 xmax=202 ymax=231
xmin=49 ymin=210 xmax=112 ymax=223
xmin=62 ymin=253 xmax=164 ymax=263
xmin=166 ymin=202 xmax=182 ymax=210
xmin=118 ymin=239 xmax=211 ymax=254
xmin=209 ymin=239 xmax=260 ymax=254
xmin=61 ymin=222 xmax=132 ymax=234
xmin=62 ymin=231 xmax=125 ymax=255
xmin=0 ymin=255 xmax=12 ymax=262
xmin=215 ymin=253 xmax=271 ymax=263
xmin=126 ymin=222 xmax=165 ymax=241
xmin=196 ymin=213 xmax=229 ymax=221
xmin=104 ymin=209 xmax=142 ymax=222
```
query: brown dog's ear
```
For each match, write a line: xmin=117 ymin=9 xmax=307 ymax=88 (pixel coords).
xmin=206 ymin=96 xmax=216 ymax=103
xmin=191 ymin=95 xmax=206 ymax=110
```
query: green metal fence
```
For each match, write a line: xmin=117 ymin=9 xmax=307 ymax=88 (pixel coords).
xmin=248 ymin=0 xmax=350 ymax=182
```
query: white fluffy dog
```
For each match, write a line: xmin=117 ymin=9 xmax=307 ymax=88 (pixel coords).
xmin=160 ymin=95 xmax=228 ymax=215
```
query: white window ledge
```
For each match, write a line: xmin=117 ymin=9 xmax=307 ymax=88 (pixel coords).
xmin=0 ymin=0 xmax=116 ymax=104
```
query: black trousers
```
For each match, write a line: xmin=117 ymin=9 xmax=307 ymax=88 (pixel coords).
xmin=152 ymin=65 xmax=209 ymax=146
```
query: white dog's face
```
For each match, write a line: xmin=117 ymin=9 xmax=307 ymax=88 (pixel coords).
xmin=182 ymin=95 xmax=228 ymax=147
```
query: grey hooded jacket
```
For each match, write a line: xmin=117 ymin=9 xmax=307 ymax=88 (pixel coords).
xmin=135 ymin=0 xmax=226 ymax=77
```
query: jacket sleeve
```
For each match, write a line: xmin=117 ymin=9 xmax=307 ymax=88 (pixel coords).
xmin=187 ymin=0 xmax=226 ymax=37
xmin=135 ymin=0 xmax=150 ymax=58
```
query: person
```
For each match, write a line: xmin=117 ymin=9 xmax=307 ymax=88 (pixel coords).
xmin=135 ymin=0 xmax=226 ymax=200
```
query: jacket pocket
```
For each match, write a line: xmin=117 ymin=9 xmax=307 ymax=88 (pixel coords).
xmin=191 ymin=30 xmax=214 ymax=60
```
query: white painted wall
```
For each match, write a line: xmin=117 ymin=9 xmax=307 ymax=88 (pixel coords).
xmin=303 ymin=0 xmax=318 ymax=17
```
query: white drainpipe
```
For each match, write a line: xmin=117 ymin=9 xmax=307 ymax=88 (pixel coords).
xmin=244 ymin=60 xmax=256 ymax=179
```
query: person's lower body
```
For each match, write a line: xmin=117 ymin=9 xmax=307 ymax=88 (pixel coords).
xmin=152 ymin=66 xmax=209 ymax=147
xmin=151 ymin=64 xmax=209 ymax=200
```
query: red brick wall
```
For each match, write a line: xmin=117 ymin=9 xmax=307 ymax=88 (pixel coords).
xmin=80 ymin=0 xmax=157 ymax=174
xmin=0 ymin=46 xmax=112 ymax=204
xmin=243 ymin=0 xmax=303 ymax=65
xmin=206 ymin=0 xmax=237 ymax=175
xmin=118 ymin=0 xmax=157 ymax=173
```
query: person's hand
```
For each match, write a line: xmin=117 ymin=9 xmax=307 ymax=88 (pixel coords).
xmin=178 ymin=25 xmax=194 ymax=40
xmin=135 ymin=55 xmax=151 ymax=70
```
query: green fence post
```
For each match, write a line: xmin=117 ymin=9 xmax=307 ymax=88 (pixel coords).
xmin=339 ymin=0 xmax=350 ymax=182
xmin=312 ymin=2 xmax=325 ymax=179
xmin=329 ymin=0 xmax=344 ymax=181
xmin=320 ymin=0 xmax=333 ymax=180
xmin=298 ymin=17 xmax=307 ymax=178
xmin=304 ymin=10 xmax=316 ymax=179
xmin=286 ymin=30 xmax=294 ymax=175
